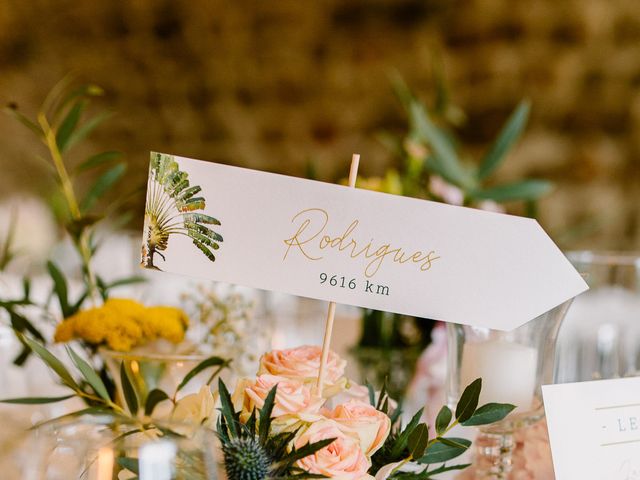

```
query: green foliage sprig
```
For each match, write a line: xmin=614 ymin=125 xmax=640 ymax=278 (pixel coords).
xmin=369 ymin=378 xmax=515 ymax=479
xmin=380 ymin=72 xmax=552 ymax=209
xmin=0 ymin=334 xmax=228 ymax=423
xmin=1 ymin=79 xmax=145 ymax=364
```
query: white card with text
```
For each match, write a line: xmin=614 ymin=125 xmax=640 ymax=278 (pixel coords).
xmin=543 ymin=377 xmax=640 ymax=480
xmin=141 ymin=152 xmax=587 ymax=330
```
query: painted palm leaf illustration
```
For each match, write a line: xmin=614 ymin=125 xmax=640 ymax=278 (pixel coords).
xmin=142 ymin=152 xmax=222 ymax=269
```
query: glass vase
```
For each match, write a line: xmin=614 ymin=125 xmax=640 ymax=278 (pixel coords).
xmin=446 ymin=300 xmax=572 ymax=479
xmin=556 ymin=251 xmax=640 ymax=382
xmin=22 ymin=414 xmax=220 ymax=480
xmin=101 ymin=349 xmax=220 ymax=416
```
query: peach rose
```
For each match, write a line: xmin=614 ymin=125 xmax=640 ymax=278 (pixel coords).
xmin=259 ymin=346 xmax=347 ymax=397
xmin=233 ymin=374 xmax=325 ymax=420
xmin=295 ymin=419 xmax=371 ymax=480
xmin=325 ymin=399 xmax=391 ymax=456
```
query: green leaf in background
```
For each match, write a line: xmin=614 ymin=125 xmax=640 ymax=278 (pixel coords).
xmin=418 ymin=437 xmax=472 ymax=464
xmin=117 ymin=457 xmax=139 ymax=475
xmin=56 ymin=99 xmax=87 ymax=152
xmin=80 ymin=162 xmax=126 ymax=212
xmin=409 ymin=102 xmax=475 ymax=190
xmin=47 ymin=261 xmax=71 ymax=318
xmin=64 ymin=111 xmax=113 ymax=152
xmin=32 ymin=406 xmax=113 ymax=430
xmin=435 ymin=405 xmax=452 ymax=436
xmin=9 ymin=311 xmax=45 ymax=342
xmin=366 ymin=382 xmax=376 ymax=407
xmin=461 ymin=402 xmax=516 ymax=427
xmin=21 ymin=335 xmax=79 ymax=390
xmin=0 ymin=394 xmax=75 ymax=404
xmin=144 ymin=389 xmax=169 ymax=416
xmin=455 ymin=378 xmax=481 ymax=423
xmin=472 ymin=179 xmax=552 ymax=202
xmin=477 ymin=100 xmax=531 ymax=180
xmin=75 ymin=151 xmax=123 ymax=173
xmin=3 ymin=104 xmax=44 ymax=137
xmin=51 ymin=84 xmax=103 ymax=124
xmin=408 ymin=423 xmax=429 ymax=459
xmin=176 ymin=356 xmax=227 ymax=392
xmin=120 ymin=362 xmax=139 ymax=415
xmin=67 ymin=347 xmax=111 ymax=402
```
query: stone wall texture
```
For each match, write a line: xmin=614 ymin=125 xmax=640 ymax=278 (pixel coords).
xmin=1 ymin=0 xmax=639 ymax=250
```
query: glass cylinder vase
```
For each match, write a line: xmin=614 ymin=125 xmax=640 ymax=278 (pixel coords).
xmin=100 ymin=348 xmax=223 ymax=416
xmin=22 ymin=414 xmax=221 ymax=480
xmin=556 ymin=251 xmax=640 ymax=382
xmin=446 ymin=300 xmax=572 ymax=479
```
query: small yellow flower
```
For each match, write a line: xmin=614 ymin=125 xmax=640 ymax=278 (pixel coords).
xmin=53 ymin=298 xmax=189 ymax=352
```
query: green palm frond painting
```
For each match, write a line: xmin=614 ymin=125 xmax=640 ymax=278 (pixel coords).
xmin=141 ymin=152 xmax=223 ymax=269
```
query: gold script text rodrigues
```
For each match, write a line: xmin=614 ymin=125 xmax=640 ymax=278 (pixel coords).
xmin=283 ymin=208 xmax=440 ymax=278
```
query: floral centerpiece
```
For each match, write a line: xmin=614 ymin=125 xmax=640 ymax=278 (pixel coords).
xmin=1 ymin=336 xmax=515 ymax=479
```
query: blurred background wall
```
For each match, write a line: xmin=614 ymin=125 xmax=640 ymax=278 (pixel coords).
xmin=1 ymin=0 xmax=639 ymax=249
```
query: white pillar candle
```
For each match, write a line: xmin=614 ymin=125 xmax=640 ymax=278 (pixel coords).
xmin=460 ymin=340 xmax=538 ymax=410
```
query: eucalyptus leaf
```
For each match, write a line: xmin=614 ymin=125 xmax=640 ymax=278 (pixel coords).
xmin=75 ymin=151 xmax=123 ymax=173
xmin=461 ymin=402 xmax=516 ymax=427
xmin=176 ymin=356 xmax=227 ymax=392
xmin=47 ymin=261 xmax=71 ymax=318
xmin=144 ymin=389 xmax=169 ymax=416
xmin=81 ymin=162 xmax=126 ymax=212
xmin=120 ymin=362 xmax=138 ymax=415
xmin=64 ymin=111 xmax=113 ymax=151
xmin=410 ymin=102 xmax=474 ymax=189
xmin=423 ymin=462 xmax=472 ymax=476
xmin=0 ymin=394 xmax=75 ymax=404
xmin=455 ymin=378 xmax=481 ymax=423
xmin=67 ymin=347 xmax=110 ymax=401
xmin=478 ymin=100 xmax=530 ymax=180
xmin=56 ymin=99 xmax=86 ymax=152
xmin=408 ymin=423 xmax=429 ymax=459
xmin=32 ymin=406 xmax=113 ymax=430
xmin=390 ymin=407 xmax=424 ymax=458
xmin=9 ymin=311 xmax=45 ymax=342
xmin=21 ymin=335 xmax=79 ymax=390
xmin=418 ymin=437 xmax=471 ymax=464
xmin=471 ymin=180 xmax=552 ymax=203
xmin=3 ymin=105 xmax=44 ymax=137
xmin=435 ymin=405 xmax=452 ymax=436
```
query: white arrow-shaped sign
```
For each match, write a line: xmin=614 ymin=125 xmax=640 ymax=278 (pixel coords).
xmin=141 ymin=152 xmax=587 ymax=331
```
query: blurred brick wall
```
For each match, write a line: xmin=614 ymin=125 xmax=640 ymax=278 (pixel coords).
xmin=0 ymin=0 xmax=639 ymax=249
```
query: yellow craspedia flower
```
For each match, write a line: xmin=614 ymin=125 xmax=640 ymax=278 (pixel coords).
xmin=140 ymin=306 xmax=188 ymax=344
xmin=53 ymin=317 xmax=75 ymax=343
xmin=103 ymin=298 xmax=146 ymax=317
xmin=53 ymin=298 xmax=189 ymax=352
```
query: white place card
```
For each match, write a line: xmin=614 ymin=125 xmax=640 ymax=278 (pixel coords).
xmin=543 ymin=377 xmax=640 ymax=480
xmin=140 ymin=152 xmax=587 ymax=330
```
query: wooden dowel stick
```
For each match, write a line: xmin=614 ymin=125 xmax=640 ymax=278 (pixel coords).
xmin=316 ymin=153 xmax=360 ymax=396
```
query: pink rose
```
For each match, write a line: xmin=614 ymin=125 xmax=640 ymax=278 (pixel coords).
xmin=325 ymin=400 xmax=391 ymax=456
xmin=259 ymin=346 xmax=347 ymax=397
xmin=295 ymin=419 xmax=371 ymax=480
xmin=233 ymin=374 xmax=324 ymax=419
